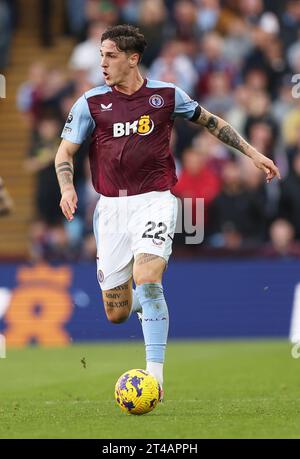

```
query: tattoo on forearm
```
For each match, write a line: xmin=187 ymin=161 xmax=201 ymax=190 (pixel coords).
xmin=58 ymin=174 xmax=73 ymax=186
xmin=217 ymin=125 xmax=248 ymax=154
xmin=57 ymin=167 xmax=73 ymax=174
xmin=198 ymin=109 xmax=208 ymax=125
xmin=56 ymin=161 xmax=74 ymax=189
xmin=197 ymin=107 xmax=218 ymax=130
xmin=206 ymin=116 xmax=218 ymax=131
xmin=56 ymin=161 xmax=73 ymax=168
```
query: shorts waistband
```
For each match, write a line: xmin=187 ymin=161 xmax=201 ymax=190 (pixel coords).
xmin=99 ymin=190 xmax=171 ymax=201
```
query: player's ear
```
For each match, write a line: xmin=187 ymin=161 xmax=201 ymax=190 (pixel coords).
xmin=129 ymin=53 xmax=140 ymax=67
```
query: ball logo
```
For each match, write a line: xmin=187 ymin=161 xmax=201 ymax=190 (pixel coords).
xmin=149 ymin=94 xmax=164 ymax=108
xmin=113 ymin=115 xmax=154 ymax=138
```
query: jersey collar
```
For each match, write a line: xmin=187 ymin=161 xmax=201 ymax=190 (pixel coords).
xmin=111 ymin=78 xmax=147 ymax=98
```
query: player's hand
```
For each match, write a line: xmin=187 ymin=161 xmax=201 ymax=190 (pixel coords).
xmin=252 ymin=152 xmax=281 ymax=183
xmin=60 ymin=188 xmax=78 ymax=221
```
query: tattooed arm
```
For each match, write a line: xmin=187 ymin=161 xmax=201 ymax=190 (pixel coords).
xmin=55 ymin=139 xmax=80 ymax=221
xmin=193 ymin=106 xmax=281 ymax=182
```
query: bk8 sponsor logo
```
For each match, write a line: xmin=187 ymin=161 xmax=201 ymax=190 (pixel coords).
xmin=113 ymin=115 xmax=154 ymax=138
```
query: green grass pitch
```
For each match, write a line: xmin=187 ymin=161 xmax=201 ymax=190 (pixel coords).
xmin=0 ymin=340 xmax=299 ymax=439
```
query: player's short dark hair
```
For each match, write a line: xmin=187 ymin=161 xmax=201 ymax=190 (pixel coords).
xmin=101 ymin=24 xmax=147 ymax=61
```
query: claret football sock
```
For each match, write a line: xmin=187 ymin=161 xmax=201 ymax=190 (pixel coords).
xmin=136 ymin=282 xmax=169 ymax=388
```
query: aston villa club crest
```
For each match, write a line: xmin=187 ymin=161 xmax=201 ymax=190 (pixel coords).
xmin=149 ymin=94 xmax=164 ymax=108
xmin=97 ymin=269 xmax=104 ymax=283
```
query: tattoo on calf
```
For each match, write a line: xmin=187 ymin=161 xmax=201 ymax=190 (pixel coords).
xmin=113 ymin=284 xmax=128 ymax=291
xmin=103 ymin=284 xmax=130 ymax=308
xmin=105 ymin=292 xmax=121 ymax=299
xmin=105 ymin=300 xmax=129 ymax=308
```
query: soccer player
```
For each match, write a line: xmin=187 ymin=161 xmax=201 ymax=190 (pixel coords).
xmin=55 ymin=25 xmax=280 ymax=395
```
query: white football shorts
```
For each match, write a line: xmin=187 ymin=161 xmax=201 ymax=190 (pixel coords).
xmin=93 ymin=190 xmax=178 ymax=291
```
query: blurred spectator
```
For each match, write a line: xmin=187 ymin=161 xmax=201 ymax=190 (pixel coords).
xmin=69 ymin=21 xmax=106 ymax=86
xmin=172 ymin=146 xmax=221 ymax=229
xmin=172 ymin=0 xmax=200 ymax=42
xmin=287 ymin=39 xmax=300 ymax=75
xmin=209 ymin=160 xmax=266 ymax=247
xmin=65 ymin=0 xmax=87 ymax=40
xmin=225 ymin=85 xmax=251 ymax=133
xmin=172 ymin=117 xmax=200 ymax=161
xmin=238 ymin=0 xmax=264 ymax=25
xmin=24 ymin=117 xmax=76 ymax=261
xmin=263 ymin=0 xmax=284 ymax=17
xmin=244 ymin=115 xmax=282 ymax=221
xmin=192 ymin=130 xmax=229 ymax=172
xmin=119 ymin=0 xmax=140 ymax=24
xmin=279 ymin=151 xmax=300 ymax=240
xmin=29 ymin=221 xmax=73 ymax=262
xmin=4 ymin=0 xmax=19 ymax=29
xmin=201 ymin=70 xmax=234 ymax=115
xmin=244 ymin=116 xmax=278 ymax=160
xmin=280 ymin=0 xmax=300 ymax=51
xmin=24 ymin=117 xmax=62 ymax=226
xmin=243 ymin=28 xmax=288 ymax=99
xmin=17 ymin=63 xmax=72 ymax=132
xmin=262 ymin=37 xmax=290 ymax=98
xmin=0 ymin=177 xmax=13 ymax=216
xmin=39 ymin=0 xmax=54 ymax=47
xmin=262 ymin=219 xmax=300 ymax=257
xmin=17 ymin=62 xmax=48 ymax=129
xmin=195 ymin=0 xmax=220 ymax=34
xmin=272 ymin=76 xmax=296 ymax=126
xmin=148 ymin=39 xmax=198 ymax=95
xmin=216 ymin=0 xmax=241 ymax=36
xmin=195 ymin=31 xmax=237 ymax=98
xmin=223 ymin=16 xmax=253 ymax=67
xmin=85 ymin=0 xmax=119 ymax=26
xmin=282 ymin=99 xmax=300 ymax=148
xmin=0 ymin=0 xmax=12 ymax=69
xmin=137 ymin=0 xmax=169 ymax=68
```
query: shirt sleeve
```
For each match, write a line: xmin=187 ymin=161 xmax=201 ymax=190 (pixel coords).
xmin=172 ymin=86 xmax=199 ymax=120
xmin=61 ymin=95 xmax=95 ymax=144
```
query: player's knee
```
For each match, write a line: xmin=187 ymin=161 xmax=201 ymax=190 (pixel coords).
xmin=134 ymin=272 xmax=161 ymax=286
xmin=134 ymin=256 xmax=165 ymax=286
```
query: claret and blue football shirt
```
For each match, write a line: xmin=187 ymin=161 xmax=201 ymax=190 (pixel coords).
xmin=62 ymin=79 xmax=199 ymax=197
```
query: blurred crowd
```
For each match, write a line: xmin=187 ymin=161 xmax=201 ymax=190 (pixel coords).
xmin=4 ymin=0 xmax=300 ymax=259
